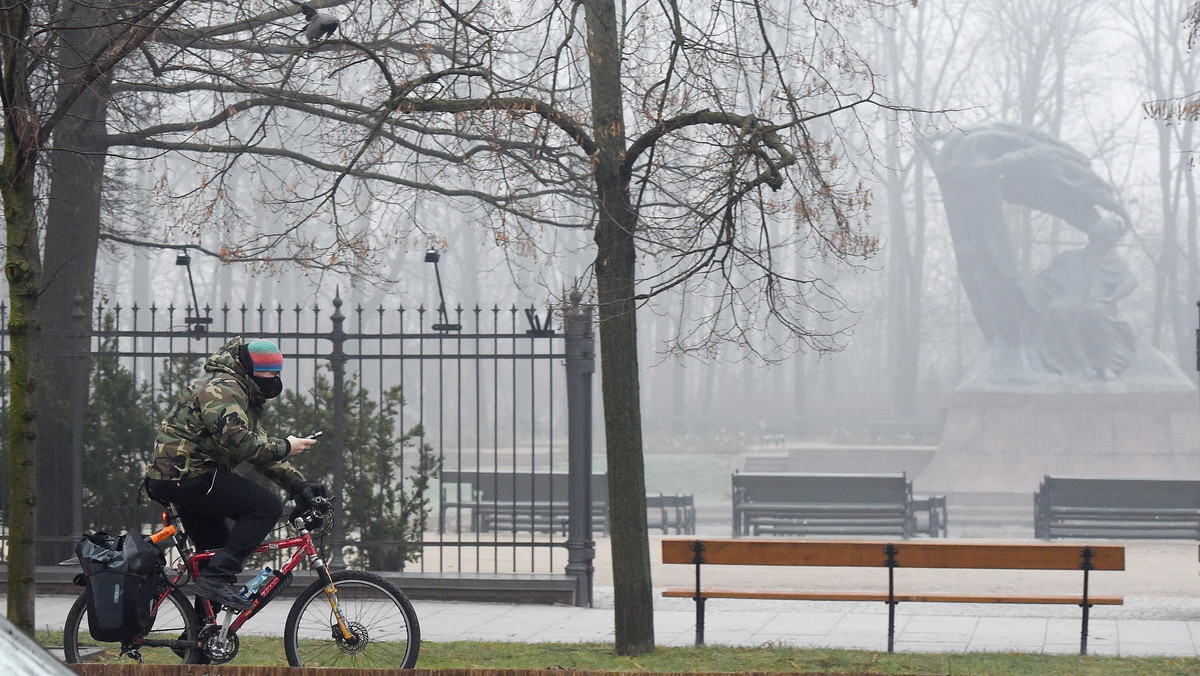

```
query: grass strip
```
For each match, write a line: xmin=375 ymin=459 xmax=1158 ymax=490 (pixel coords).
xmin=40 ymin=632 xmax=1200 ymax=675
xmin=418 ymin=641 xmax=1199 ymax=675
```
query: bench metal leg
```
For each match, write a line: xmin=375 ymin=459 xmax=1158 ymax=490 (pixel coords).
xmin=1080 ymin=602 xmax=1091 ymax=656
xmin=691 ymin=539 xmax=707 ymax=645
xmin=887 ymin=601 xmax=897 ymax=653
xmin=885 ymin=543 xmax=897 ymax=653
xmin=1080 ymin=546 xmax=1093 ymax=655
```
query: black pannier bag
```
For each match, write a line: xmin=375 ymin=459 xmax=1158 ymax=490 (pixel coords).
xmin=74 ymin=531 xmax=166 ymax=643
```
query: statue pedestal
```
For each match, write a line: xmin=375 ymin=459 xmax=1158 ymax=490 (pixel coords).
xmin=916 ymin=391 xmax=1200 ymax=495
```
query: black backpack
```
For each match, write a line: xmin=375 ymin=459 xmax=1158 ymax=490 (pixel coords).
xmin=75 ymin=531 xmax=166 ymax=644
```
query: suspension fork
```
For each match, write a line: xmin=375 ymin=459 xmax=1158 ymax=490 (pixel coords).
xmin=295 ymin=521 xmax=355 ymax=642
xmin=308 ymin=554 xmax=355 ymax=641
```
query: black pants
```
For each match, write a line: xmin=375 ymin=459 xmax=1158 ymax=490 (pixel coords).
xmin=147 ymin=470 xmax=282 ymax=583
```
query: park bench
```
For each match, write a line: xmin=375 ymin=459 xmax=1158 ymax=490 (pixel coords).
xmin=440 ymin=470 xmax=609 ymax=535
xmin=647 ymin=494 xmax=696 ymax=534
xmin=1034 ymin=475 xmax=1200 ymax=539
xmin=731 ymin=472 xmax=945 ymax=538
xmin=661 ymin=538 xmax=1124 ymax=654
xmin=911 ymin=494 xmax=949 ymax=538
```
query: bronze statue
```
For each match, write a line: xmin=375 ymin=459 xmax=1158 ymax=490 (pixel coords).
xmin=929 ymin=124 xmax=1191 ymax=392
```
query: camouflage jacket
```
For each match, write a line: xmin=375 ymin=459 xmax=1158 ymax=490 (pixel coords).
xmin=145 ymin=337 xmax=305 ymax=492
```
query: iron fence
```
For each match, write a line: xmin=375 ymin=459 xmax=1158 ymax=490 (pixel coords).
xmin=0 ymin=291 xmax=597 ymax=605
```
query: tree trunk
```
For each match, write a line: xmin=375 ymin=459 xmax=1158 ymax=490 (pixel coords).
xmin=1 ymin=0 xmax=44 ymax=630
xmin=883 ymin=144 xmax=916 ymax=417
xmin=3 ymin=155 xmax=41 ymax=637
xmin=38 ymin=0 xmax=110 ymax=562
xmin=583 ymin=0 xmax=654 ymax=655
xmin=909 ymin=156 xmax=930 ymax=399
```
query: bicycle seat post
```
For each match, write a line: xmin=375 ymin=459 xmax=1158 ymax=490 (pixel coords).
xmin=217 ymin=609 xmax=238 ymax=643
xmin=164 ymin=503 xmax=193 ymax=555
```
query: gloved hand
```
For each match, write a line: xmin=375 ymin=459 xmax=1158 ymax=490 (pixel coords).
xmin=294 ymin=481 xmax=328 ymax=507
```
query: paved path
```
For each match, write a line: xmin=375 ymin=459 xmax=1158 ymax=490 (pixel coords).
xmin=22 ymin=591 xmax=1200 ymax=658
xmin=414 ymin=589 xmax=1200 ymax=657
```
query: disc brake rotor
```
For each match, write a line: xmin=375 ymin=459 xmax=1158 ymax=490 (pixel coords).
xmin=335 ymin=621 xmax=369 ymax=654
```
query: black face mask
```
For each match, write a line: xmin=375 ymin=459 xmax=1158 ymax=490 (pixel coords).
xmin=253 ymin=375 xmax=283 ymax=399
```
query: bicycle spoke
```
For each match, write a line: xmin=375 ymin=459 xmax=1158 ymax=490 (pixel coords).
xmin=63 ymin=587 xmax=202 ymax=665
xmin=285 ymin=571 xmax=419 ymax=668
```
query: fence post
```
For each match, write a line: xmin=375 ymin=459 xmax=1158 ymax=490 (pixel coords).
xmin=329 ymin=290 xmax=347 ymax=569
xmin=564 ymin=290 xmax=596 ymax=607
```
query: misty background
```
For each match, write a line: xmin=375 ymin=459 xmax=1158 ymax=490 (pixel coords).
xmin=24 ymin=1 xmax=1200 ymax=489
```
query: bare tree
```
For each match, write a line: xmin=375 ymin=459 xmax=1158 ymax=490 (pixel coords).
xmin=1144 ymin=1 xmax=1200 ymax=121
xmin=1135 ymin=0 xmax=1200 ymax=369
xmin=0 ymin=0 xmax=190 ymax=634
xmin=870 ymin=0 xmax=982 ymax=416
xmin=975 ymin=0 xmax=1107 ymax=275
xmin=28 ymin=0 xmax=903 ymax=651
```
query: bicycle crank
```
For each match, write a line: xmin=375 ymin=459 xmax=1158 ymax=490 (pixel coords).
xmin=198 ymin=624 xmax=241 ymax=664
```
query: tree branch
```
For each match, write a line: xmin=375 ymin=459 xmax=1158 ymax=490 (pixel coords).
xmin=393 ymin=96 xmax=597 ymax=156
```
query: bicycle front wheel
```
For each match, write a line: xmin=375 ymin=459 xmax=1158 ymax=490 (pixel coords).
xmin=63 ymin=586 xmax=203 ymax=664
xmin=284 ymin=569 xmax=420 ymax=668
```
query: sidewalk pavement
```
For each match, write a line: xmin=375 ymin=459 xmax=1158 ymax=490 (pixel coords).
xmin=18 ymin=539 xmax=1200 ymax=658
xmin=420 ymin=588 xmax=1200 ymax=657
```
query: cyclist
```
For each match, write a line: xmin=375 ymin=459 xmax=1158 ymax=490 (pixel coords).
xmin=144 ymin=337 xmax=324 ymax=611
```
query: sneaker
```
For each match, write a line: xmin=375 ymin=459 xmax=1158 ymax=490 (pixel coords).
xmin=194 ymin=577 xmax=253 ymax=611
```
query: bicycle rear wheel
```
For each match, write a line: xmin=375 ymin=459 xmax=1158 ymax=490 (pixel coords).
xmin=284 ymin=569 xmax=420 ymax=668
xmin=63 ymin=586 xmax=203 ymax=664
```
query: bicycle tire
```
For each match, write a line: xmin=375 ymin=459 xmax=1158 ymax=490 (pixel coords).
xmin=63 ymin=586 xmax=203 ymax=664
xmin=283 ymin=569 xmax=420 ymax=668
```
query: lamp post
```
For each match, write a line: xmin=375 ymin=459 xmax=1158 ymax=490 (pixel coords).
xmin=424 ymin=248 xmax=460 ymax=332
xmin=175 ymin=248 xmax=213 ymax=337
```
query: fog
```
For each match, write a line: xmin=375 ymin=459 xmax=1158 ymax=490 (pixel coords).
xmin=64 ymin=0 xmax=1199 ymax=512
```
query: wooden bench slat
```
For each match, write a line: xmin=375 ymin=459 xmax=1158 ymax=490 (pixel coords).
xmin=663 ymin=539 xmax=897 ymax=567
xmin=750 ymin=521 xmax=909 ymax=526
xmin=663 ymin=589 xmax=891 ymax=602
xmin=747 ymin=514 xmax=909 ymax=522
xmin=891 ymin=542 xmax=1124 ymax=570
xmin=752 ymin=526 xmax=909 ymax=534
xmin=895 ymin=594 xmax=1123 ymax=605
xmin=662 ymin=588 xmax=1124 ymax=606
xmin=1047 ymin=522 xmax=1199 ymax=530
xmin=751 ymin=528 xmax=911 ymax=537
xmin=1050 ymin=506 xmax=1200 ymax=515
xmin=737 ymin=503 xmax=910 ymax=511
xmin=662 ymin=539 xmax=1125 ymax=571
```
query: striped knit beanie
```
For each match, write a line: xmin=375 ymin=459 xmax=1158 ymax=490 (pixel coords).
xmin=246 ymin=339 xmax=284 ymax=372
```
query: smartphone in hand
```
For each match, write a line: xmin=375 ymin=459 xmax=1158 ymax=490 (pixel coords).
xmin=307 ymin=431 xmax=324 ymax=439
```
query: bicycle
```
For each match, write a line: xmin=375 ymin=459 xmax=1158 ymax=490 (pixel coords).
xmin=62 ymin=495 xmax=421 ymax=667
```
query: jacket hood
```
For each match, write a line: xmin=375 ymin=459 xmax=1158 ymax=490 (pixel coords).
xmin=206 ymin=337 xmax=251 ymax=379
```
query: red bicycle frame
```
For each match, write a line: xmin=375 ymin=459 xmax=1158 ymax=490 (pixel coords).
xmin=144 ymin=504 xmax=355 ymax=646
xmin=177 ymin=533 xmax=315 ymax=633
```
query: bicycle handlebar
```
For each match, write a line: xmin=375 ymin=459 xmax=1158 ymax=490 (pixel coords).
xmin=290 ymin=494 xmax=335 ymax=537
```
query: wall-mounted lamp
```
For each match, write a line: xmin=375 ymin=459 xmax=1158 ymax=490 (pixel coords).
xmin=175 ymin=247 xmax=213 ymax=337
xmin=425 ymin=248 xmax=461 ymax=332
